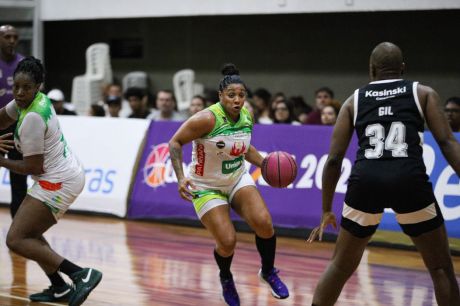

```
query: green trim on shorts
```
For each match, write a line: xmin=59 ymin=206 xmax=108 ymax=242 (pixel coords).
xmin=42 ymin=201 xmax=60 ymax=214
xmin=192 ymin=189 xmax=228 ymax=214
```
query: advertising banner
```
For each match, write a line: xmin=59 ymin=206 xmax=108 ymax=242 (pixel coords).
xmin=0 ymin=117 xmax=150 ymax=217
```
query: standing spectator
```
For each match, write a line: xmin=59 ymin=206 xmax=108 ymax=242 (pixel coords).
xmin=306 ymin=87 xmax=334 ymax=125
xmin=273 ymin=100 xmax=300 ymax=125
xmin=189 ymin=95 xmax=206 ymax=117
xmin=125 ymin=87 xmax=150 ymax=119
xmin=106 ymin=96 xmax=122 ymax=118
xmin=147 ymin=89 xmax=186 ymax=121
xmin=445 ymin=97 xmax=460 ymax=132
xmin=253 ymin=88 xmax=272 ymax=124
xmin=102 ymin=83 xmax=131 ymax=117
xmin=0 ymin=24 xmax=27 ymax=218
xmin=47 ymin=89 xmax=76 ymax=116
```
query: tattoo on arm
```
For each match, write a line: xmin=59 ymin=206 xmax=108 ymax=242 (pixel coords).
xmin=169 ymin=142 xmax=185 ymax=181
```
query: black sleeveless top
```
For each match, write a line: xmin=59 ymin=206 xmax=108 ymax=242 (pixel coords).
xmin=354 ymin=79 xmax=425 ymax=162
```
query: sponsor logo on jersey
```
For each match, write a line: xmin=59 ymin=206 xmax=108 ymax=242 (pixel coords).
xmin=365 ymin=86 xmax=407 ymax=100
xmin=222 ymin=155 xmax=244 ymax=174
xmin=216 ymin=140 xmax=225 ymax=149
xmin=230 ymin=142 xmax=246 ymax=156
xmin=143 ymin=143 xmax=170 ymax=188
xmin=195 ymin=143 xmax=205 ymax=176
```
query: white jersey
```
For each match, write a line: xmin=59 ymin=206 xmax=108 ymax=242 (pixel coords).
xmin=6 ymin=92 xmax=83 ymax=183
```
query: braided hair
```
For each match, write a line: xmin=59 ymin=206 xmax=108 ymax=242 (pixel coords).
xmin=14 ymin=56 xmax=45 ymax=84
xmin=218 ymin=63 xmax=246 ymax=92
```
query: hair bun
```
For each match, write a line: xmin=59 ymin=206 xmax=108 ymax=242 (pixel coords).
xmin=221 ymin=63 xmax=239 ymax=76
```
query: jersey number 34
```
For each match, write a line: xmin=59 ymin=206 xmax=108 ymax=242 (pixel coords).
xmin=365 ymin=121 xmax=408 ymax=159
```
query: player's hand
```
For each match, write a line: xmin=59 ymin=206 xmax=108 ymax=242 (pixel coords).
xmin=307 ymin=211 xmax=337 ymax=243
xmin=177 ymin=177 xmax=196 ymax=202
xmin=0 ymin=133 xmax=14 ymax=154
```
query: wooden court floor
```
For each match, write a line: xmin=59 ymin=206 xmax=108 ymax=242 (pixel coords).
xmin=0 ymin=207 xmax=459 ymax=306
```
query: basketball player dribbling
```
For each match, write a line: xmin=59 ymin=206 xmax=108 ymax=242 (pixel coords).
xmin=308 ymin=42 xmax=460 ymax=306
xmin=169 ymin=64 xmax=289 ymax=306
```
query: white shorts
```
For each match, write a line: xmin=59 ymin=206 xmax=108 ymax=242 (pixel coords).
xmin=28 ymin=170 xmax=85 ymax=221
xmin=193 ymin=171 xmax=256 ymax=219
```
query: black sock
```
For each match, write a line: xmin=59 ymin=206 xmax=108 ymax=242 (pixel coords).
xmin=255 ymin=234 xmax=276 ymax=275
xmin=47 ymin=271 xmax=66 ymax=287
xmin=214 ymin=249 xmax=234 ymax=280
xmin=58 ymin=259 xmax=83 ymax=277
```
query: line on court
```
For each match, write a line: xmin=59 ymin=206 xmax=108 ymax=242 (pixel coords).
xmin=0 ymin=292 xmax=62 ymax=306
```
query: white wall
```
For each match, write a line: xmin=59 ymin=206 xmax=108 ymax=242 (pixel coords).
xmin=40 ymin=0 xmax=460 ymax=21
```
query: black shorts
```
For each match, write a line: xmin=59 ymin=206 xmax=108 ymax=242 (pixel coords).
xmin=342 ymin=159 xmax=444 ymax=237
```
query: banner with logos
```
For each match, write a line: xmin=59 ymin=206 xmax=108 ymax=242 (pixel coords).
xmin=129 ymin=122 xmax=460 ymax=239
xmin=0 ymin=117 xmax=150 ymax=217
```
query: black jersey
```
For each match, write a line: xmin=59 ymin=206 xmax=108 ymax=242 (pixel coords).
xmin=354 ymin=79 xmax=425 ymax=162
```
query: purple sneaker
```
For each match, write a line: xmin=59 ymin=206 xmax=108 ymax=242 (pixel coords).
xmin=220 ymin=277 xmax=240 ymax=306
xmin=259 ymin=268 xmax=289 ymax=299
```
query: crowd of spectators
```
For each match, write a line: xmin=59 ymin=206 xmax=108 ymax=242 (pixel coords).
xmin=47 ymin=81 xmax=460 ymax=130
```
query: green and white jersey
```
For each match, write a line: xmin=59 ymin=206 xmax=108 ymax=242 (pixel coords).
xmin=6 ymin=92 xmax=82 ymax=183
xmin=189 ymin=102 xmax=253 ymax=189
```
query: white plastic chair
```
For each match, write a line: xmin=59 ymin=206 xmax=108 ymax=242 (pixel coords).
xmin=71 ymin=43 xmax=113 ymax=115
xmin=173 ymin=69 xmax=205 ymax=111
xmin=122 ymin=71 xmax=149 ymax=91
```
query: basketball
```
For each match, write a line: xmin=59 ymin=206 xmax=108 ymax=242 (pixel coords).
xmin=261 ymin=151 xmax=297 ymax=188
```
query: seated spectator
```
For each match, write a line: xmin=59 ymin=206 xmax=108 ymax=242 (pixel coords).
xmin=253 ymin=88 xmax=273 ymax=124
xmin=244 ymin=100 xmax=258 ymax=123
xmin=204 ymin=88 xmax=219 ymax=106
xmin=47 ymin=89 xmax=77 ymax=115
xmin=102 ymin=83 xmax=131 ymax=117
xmin=321 ymin=101 xmax=341 ymax=126
xmin=106 ymin=96 xmax=122 ymax=118
xmin=125 ymin=87 xmax=151 ymax=119
xmin=289 ymin=95 xmax=312 ymax=124
xmin=89 ymin=104 xmax=106 ymax=117
xmin=271 ymin=92 xmax=287 ymax=111
xmin=273 ymin=100 xmax=300 ymax=125
xmin=306 ymin=87 xmax=334 ymax=125
xmin=147 ymin=90 xmax=186 ymax=121
xmin=189 ymin=95 xmax=206 ymax=117
xmin=445 ymin=97 xmax=460 ymax=132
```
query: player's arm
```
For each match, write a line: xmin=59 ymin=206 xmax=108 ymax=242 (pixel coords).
xmin=308 ymin=95 xmax=354 ymax=242
xmin=168 ymin=110 xmax=215 ymax=201
xmin=0 ymin=113 xmax=44 ymax=175
xmin=322 ymin=95 xmax=354 ymax=213
xmin=245 ymin=145 xmax=263 ymax=168
xmin=0 ymin=102 xmax=18 ymax=130
xmin=420 ymin=85 xmax=460 ymax=176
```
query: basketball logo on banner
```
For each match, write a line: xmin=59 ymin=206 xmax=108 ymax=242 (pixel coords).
xmin=144 ymin=143 xmax=170 ymax=188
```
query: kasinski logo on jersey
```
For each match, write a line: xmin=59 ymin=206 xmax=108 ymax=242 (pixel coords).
xmin=365 ymin=86 xmax=407 ymax=100
xmin=230 ymin=142 xmax=246 ymax=156
xmin=143 ymin=143 xmax=170 ymax=188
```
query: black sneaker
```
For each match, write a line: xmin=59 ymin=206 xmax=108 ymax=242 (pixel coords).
xmin=29 ymin=283 xmax=74 ymax=302
xmin=69 ymin=268 xmax=103 ymax=306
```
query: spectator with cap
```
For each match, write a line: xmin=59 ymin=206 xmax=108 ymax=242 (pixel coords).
xmin=445 ymin=97 xmax=460 ymax=132
xmin=147 ymin=89 xmax=186 ymax=121
xmin=306 ymin=87 xmax=334 ymax=125
xmin=47 ymin=89 xmax=76 ymax=116
xmin=125 ymin=87 xmax=151 ymax=119
xmin=106 ymin=96 xmax=122 ymax=118
xmin=101 ymin=83 xmax=131 ymax=117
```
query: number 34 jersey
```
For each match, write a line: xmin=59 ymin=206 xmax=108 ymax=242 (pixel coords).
xmin=354 ymin=79 xmax=425 ymax=162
